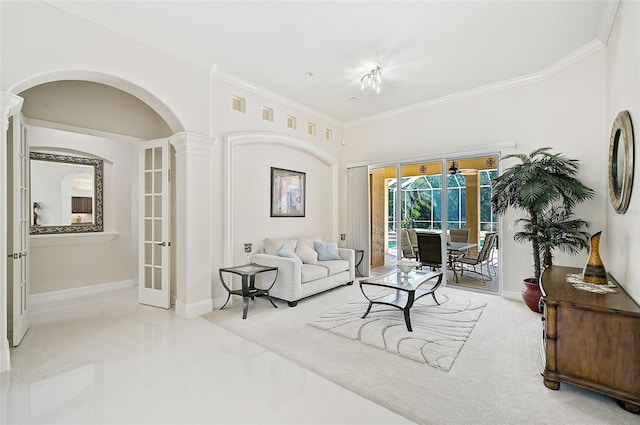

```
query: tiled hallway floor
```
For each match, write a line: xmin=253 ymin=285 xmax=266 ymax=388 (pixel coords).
xmin=1 ymin=286 xmax=413 ymax=424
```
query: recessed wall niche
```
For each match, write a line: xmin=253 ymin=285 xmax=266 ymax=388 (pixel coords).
xmin=262 ymin=106 xmax=274 ymax=122
xmin=232 ymin=96 xmax=246 ymax=113
xmin=287 ymin=115 xmax=297 ymax=129
xmin=307 ymin=122 xmax=316 ymax=136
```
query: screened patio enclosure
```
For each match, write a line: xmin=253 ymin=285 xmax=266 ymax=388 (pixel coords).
xmin=387 ymin=169 xmax=498 ymax=235
xmin=370 ymin=155 xmax=499 ymax=270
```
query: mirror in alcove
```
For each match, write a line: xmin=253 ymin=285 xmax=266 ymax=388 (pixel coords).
xmin=30 ymin=151 xmax=103 ymax=234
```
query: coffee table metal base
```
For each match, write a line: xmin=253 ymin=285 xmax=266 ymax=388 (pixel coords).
xmin=360 ymin=270 xmax=443 ymax=332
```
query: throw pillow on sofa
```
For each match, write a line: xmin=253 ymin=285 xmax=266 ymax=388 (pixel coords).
xmin=295 ymin=241 xmax=318 ymax=264
xmin=314 ymin=241 xmax=342 ymax=261
xmin=278 ymin=245 xmax=302 ymax=264
xmin=264 ymin=237 xmax=297 ymax=256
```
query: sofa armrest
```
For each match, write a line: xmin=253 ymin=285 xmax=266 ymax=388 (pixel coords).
xmin=252 ymin=253 xmax=303 ymax=302
xmin=338 ymin=248 xmax=355 ymax=280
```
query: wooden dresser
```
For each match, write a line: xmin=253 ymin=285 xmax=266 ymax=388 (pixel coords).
xmin=540 ymin=266 xmax=640 ymax=414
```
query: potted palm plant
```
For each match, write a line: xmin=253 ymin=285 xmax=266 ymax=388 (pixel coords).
xmin=490 ymin=147 xmax=595 ymax=312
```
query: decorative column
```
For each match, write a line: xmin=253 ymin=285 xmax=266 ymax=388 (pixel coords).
xmin=465 ymin=172 xmax=480 ymax=247
xmin=169 ymin=132 xmax=216 ymax=319
xmin=0 ymin=92 xmax=23 ymax=373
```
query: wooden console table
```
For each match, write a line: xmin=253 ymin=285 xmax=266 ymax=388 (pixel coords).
xmin=540 ymin=266 xmax=640 ymax=413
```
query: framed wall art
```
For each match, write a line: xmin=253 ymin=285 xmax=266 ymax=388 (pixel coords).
xmin=270 ymin=167 xmax=306 ymax=217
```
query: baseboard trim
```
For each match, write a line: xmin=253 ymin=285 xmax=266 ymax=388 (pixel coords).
xmin=175 ymin=299 xmax=213 ymax=319
xmin=502 ymin=290 xmax=523 ymax=302
xmin=0 ymin=338 xmax=10 ymax=373
xmin=212 ymin=295 xmax=230 ymax=310
xmin=30 ymin=279 xmax=137 ymax=312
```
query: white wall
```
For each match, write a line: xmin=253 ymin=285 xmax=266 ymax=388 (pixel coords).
xmin=344 ymin=51 xmax=609 ymax=299
xmin=209 ymin=77 xmax=346 ymax=301
xmin=3 ymin=0 xmax=636 ymax=309
xmin=231 ymin=142 xmax=335 ymax=255
xmin=605 ymin=0 xmax=640 ymax=301
xmin=1 ymin=1 xmax=210 ymax=134
xmin=27 ymin=125 xmax=136 ymax=294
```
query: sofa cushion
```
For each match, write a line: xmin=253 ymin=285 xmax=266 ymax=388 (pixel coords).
xmin=317 ymin=259 xmax=350 ymax=275
xmin=301 ymin=264 xmax=329 ymax=283
xmin=297 ymin=235 xmax=322 ymax=249
xmin=278 ymin=244 xmax=302 ymax=265
xmin=263 ymin=237 xmax=297 ymax=256
xmin=314 ymin=241 xmax=342 ymax=261
xmin=295 ymin=241 xmax=318 ymax=264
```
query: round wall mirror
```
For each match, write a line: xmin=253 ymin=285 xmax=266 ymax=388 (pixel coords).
xmin=608 ymin=111 xmax=634 ymax=214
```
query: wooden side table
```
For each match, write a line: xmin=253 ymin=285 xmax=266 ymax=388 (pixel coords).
xmin=219 ymin=263 xmax=279 ymax=319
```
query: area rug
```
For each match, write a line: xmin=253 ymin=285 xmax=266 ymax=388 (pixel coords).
xmin=309 ymin=291 xmax=486 ymax=370
xmin=202 ymin=284 xmax=636 ymax=425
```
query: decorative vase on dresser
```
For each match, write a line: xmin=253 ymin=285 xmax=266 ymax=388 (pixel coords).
xmin=540 ymin=265 xmax=640 ymax=414
xmin=581 ymin=231 xmax=608 ymax=284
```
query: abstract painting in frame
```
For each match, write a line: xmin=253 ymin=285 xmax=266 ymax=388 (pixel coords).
xmin=271 ymin=167 xmax=306 ymax=217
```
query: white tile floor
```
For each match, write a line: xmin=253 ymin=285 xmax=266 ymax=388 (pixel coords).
xmin=1 ymin=287 xmax=414 ymax=424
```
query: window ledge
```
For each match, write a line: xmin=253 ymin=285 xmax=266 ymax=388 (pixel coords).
xmin=30 ymin=231 xmax=119 ymax=247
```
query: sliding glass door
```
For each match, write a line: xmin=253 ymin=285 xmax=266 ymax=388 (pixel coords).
xmin=370 ymin=154 xmax=500 ymax=292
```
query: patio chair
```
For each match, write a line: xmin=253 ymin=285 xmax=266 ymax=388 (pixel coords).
xmin=449 ymin=228 xmax=469 ymax=243
xmin=407 ymin=228 xmax=418 ymax=253
xmin=416 ymin=232 xmax=443 ymax=270
xmin=455 ymin=232 xmax=497 ymax=284
xmin=400 ymin=229 xmax=417 ymax=259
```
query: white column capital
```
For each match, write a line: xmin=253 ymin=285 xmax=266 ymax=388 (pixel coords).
xmin=169 ymin=132 xmax=217 ymax=157
xmin=0 ymin=92 xmax=24 ymax=128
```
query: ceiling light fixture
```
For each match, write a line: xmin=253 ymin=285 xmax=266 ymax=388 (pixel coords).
xmin=360 ymin=64 xmax=382 ymax=94
xmin=449 ymin=160 xmax=478 ymax=175
xmin=448 ymin=161 xmax=459 ymax=175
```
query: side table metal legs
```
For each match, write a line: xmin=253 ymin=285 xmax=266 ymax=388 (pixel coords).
xmin=354 ymin=249 xmax=365 ymax=277
xmin=219 ymin=264 xmax=279 ymax=319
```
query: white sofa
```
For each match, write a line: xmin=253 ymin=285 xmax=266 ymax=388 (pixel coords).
xmin=252 ymin=236 xmax=355 ymax=306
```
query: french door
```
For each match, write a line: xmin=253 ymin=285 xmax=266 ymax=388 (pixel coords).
xmin=138 ymin=139 xmax=171 ymax=308
xmin=8 ymin=112 xmax=30 ymax=345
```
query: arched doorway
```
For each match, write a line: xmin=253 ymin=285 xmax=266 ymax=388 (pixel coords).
xmin=8 ymin=77 xmax=180 ymax=339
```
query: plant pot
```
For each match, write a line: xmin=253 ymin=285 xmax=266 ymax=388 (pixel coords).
xmin=521 ymin=278 xmax=542 ymax=313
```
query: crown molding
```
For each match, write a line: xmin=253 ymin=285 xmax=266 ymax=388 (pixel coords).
xmin=46 ymin=0 xmax=618 ymax=132
xmin=345 ymin=38 xmax=605 ymax=129
xmin=597 ymin=0 xmax=620 ymax=45
xmin=24 ymin=117 xmax=145 ymax=144
xmin=212 ymin=70 xmax=343 ymax=127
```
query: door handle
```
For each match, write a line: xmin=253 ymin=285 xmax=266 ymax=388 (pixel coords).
xmin=7 ymin=252 xmax=27 ymax=259
xmin=156 ymin=242 xmax=170 ymax=247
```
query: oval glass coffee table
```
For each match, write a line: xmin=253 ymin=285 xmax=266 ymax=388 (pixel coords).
xmin=359 ymin=269 xmax=443 ymax=332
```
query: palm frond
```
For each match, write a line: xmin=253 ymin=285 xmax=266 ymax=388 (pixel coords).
xmin=491 ymin=148 xmax=593 ymax=280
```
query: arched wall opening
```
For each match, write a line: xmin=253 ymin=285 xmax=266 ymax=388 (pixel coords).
xmin=11 ymin=72 xmax=182 ymax=301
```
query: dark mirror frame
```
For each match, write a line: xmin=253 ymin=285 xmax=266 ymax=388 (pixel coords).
xmin=30 ymin=151 xmax=104 ymax=234
xmin=608 ymin=111 xmax=634 ymax=214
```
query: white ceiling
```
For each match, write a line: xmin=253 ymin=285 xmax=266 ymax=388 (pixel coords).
xmin=48 ymin=0 xmax=617 ymax=126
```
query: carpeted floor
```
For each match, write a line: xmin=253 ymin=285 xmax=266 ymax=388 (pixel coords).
xmin=309 ymin=291 xmax=486 ymax=370
xmin=203 ymin=282 xmax=639 ymax=425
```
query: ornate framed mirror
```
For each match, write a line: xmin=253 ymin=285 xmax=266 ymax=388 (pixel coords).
xmin=30 ymin=151 xmax=104 ymax=234
xmin=608 ymin=111 xmax=634 ymax=214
